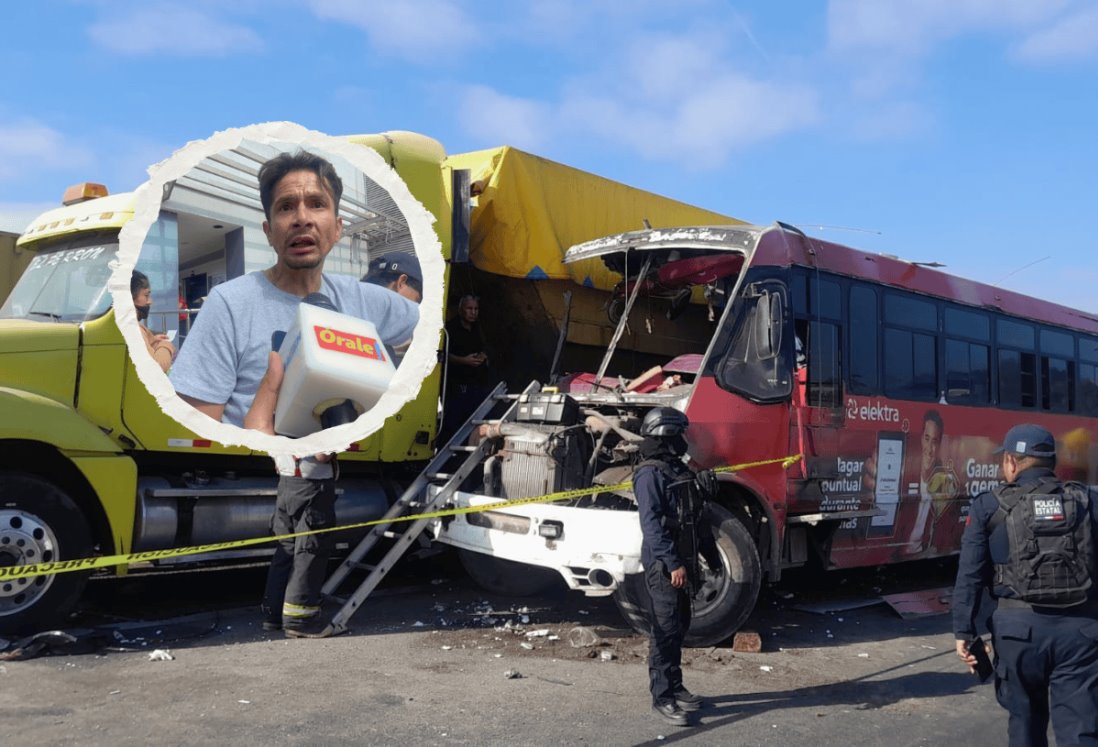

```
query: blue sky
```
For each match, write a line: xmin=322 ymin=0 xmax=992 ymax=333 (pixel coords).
xmin=3 ymin=1 xmax=1098 ymax=311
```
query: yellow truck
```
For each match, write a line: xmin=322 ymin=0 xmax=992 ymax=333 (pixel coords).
xmin=0 ymin=134 xmax=736 ymax=636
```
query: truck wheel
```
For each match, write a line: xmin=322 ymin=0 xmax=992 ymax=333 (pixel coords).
xmin=0 ymin=473 xmax=94 ymax=636
xmin=612 ymin=504 xmax=761 ymax=647
xmin=458 ymin=549 xmax=561 ymax=597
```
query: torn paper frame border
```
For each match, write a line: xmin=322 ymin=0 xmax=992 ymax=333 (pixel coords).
xmin=110 ymin=121 xmax=444 ymax=458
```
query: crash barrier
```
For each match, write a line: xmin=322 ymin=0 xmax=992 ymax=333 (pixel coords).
xmin=0 ymin=454 xmax=802 ymax=582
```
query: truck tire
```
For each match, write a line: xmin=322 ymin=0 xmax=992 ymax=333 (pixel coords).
xmin=458 ymin=549 xmax=561 ymax=597
xmin=612 ymin=503 xmax=761 ymax=647
xmin=0 ymin=473 xmax=94 ymax=636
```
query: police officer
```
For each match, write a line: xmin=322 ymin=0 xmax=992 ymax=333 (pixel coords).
xmin=634 ymin=407 xmax=708 ymax=727
xmin=953 ymin=423 xmax=1098 ymax=747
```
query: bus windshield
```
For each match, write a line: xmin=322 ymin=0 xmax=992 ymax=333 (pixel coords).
xmin=0 ymin=236 xmax=119 ymax=323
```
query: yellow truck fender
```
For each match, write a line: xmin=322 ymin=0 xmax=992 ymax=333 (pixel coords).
xmin=0 ymin=386 xmax=137 ymax=557
xmin=0 ymin=386 xmax=123 ymax=453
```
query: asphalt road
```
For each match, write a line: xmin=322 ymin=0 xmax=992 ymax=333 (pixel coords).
xmin=0 ymin=556 xmax=1008 ymax=746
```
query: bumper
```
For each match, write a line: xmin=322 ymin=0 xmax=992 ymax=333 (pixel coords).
xmin=430 ymin=490 xmax=642 ymax=597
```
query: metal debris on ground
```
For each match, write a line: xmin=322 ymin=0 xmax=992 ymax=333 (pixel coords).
xmin=504 ymin=669 xmax=523 ymax=679
xmin=880 ymin=587 xmax=952 ymax=619
xmin=759 ymin=665 xmax=773 ymax=672
xmin=599 ymin=650 xmax=616 ymax=661
xmin=147 ymin=649 xmax=174 ymax=661
xmin=525 ymin=629 xmax=550 ymax=638
xmin=568 ymin=626 xmax=601 ymax=648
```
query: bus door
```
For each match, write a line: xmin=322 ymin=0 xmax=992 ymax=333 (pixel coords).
xmin=790 ymin=271 xmax=848 ymax=498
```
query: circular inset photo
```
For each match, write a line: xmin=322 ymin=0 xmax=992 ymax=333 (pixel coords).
xmin=112 ymin=122 xmax=445 ymax=458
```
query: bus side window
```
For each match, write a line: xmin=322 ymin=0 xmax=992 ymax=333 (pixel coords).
xmin=1040 ymin=328 xmax=1075 ymax=412
xmin=997 ymin=319 xmax=1036 ymax=409
xmin=848 ymin=285 xmax=878 ymax=394
xmin=999 ymin=350 xmax=1037 ymax=408
xmin=806 ymin=320 xmax=842 ymax=408
xmin=882 ymin=292 xmax=938 ymax=402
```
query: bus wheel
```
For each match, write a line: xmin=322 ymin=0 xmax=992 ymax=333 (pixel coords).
xmin=0 ymin=473 xmax=94 ymax=636
xmin=612 ymin=504 xmax=762 ymax=648
xmin=458 ymin=549 xmax=561 ymax=597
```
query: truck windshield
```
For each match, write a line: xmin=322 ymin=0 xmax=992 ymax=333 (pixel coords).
xmin=0 ymin=236 xmax=119 ymax=322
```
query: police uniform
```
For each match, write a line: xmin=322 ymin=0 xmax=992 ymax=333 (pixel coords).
xmin=632 ymin=407 xmax=707 ymax=727
xmin=635 ymin=451 xmax=694 ymax=712
xmin=953 ymin=426 xmax=1098 ymax=747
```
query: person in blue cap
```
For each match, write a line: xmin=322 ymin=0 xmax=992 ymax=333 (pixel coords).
xmin=362 ymin=251 xmax=422 ymax=303
xmin=953 ymin=423 xmax=1098 ymax=747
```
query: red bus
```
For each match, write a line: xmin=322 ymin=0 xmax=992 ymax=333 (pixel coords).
xmin=435 ymin=222 xmax=1098 ymax=646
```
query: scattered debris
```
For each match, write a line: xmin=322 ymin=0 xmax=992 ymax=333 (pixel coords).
xmin=759 ymin=665 xmax=773 ymax=672
xmin=568 ymin=626 xmax=601 ymax=648
xmin=881 ymin=587 xmax=952 ymax=619
xmin=525 ymin=629 xmax=551 ymax=638
xmin=108 ymin=690 xmax=121 ymax=695
xmin=440 ymin=645 xmax=453 ymax=651
xmin=504 ymin=669 xmax=523 ymax=679
xmin=411 ymin=621 xmax=427 ymax=627
xmin=238 ymin=700 xmax=251 ymax=704
xmin=547 ymin=635 xmax=560 ymax=641
xmin=147 ymin=649 xmax=174 ymax=661
xmin=520 ymin=642 xmax=534 ymax=650
xmin=732 ymin=630 xmax=762 ymax=654
xmin=599 ymin=650 xmax=616 ymax=661
xmin=857 ymin=653 xmax=870 ymax=658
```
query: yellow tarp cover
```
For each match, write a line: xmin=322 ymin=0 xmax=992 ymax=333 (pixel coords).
xmin=446 ymin=146 xmax=744 ymax=292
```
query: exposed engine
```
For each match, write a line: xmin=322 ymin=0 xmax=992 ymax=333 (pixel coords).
xmin=473 ymin=391 xmax=657 ymax=510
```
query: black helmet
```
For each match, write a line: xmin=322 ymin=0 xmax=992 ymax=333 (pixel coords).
xmin=640 ymin=407 xmax=689 ymax=438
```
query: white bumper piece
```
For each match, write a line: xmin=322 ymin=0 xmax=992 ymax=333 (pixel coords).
xmin=430 ymin=490 xmax=642 ymax=597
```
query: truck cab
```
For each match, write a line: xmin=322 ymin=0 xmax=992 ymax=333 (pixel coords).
xmin=0 ymin=132 xmax=452 ymax=635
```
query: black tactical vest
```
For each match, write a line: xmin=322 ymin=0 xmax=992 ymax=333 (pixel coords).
xmin=992 ymin=477 xmax=1095 ymax=608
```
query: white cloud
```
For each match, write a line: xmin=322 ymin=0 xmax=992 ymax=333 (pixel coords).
xmin=558 ymin=34 xmax=819 ymax=168
xmin=458 ymin=86 xmax=552 ymax=150
xmin=0 ymin=119 xmax=94 ymax=181
xmin=827 ymin=0 xmax=1070 ymax=56
xmin=87 ymin=6 xmax=263 ymax=56
xmin=309 ymin=0 xmax=476 ymax=61
xmin=1015 ymin=4 xmax=1098 ymax=62
xmin=455 ymin=31 xmax=819 ymax=170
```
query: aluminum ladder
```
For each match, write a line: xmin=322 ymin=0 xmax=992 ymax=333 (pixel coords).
xmin=319 ymin=380 xmax=532 ymax=635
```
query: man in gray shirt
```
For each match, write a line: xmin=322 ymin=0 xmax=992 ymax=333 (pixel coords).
xmin=170 ymin=149 xmax=419 ymax=637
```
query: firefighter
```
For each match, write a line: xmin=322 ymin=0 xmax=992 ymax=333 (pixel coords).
xmin=953 ymin=423 xmax=1098 ymax=746
xmin=633 ymin=407 xmax=709 ymax=727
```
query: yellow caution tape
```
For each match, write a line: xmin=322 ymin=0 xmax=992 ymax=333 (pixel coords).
xmin=0 ymin=454 xmax=801 ymax=582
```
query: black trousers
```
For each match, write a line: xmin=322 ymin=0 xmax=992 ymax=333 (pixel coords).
xmin=262 ymin=476 xmax=337 ymax=624
xmin=644 ymin=562 xmax=692 ymax=706
xmin=991 ymin=606 xmax=1098 ymax=747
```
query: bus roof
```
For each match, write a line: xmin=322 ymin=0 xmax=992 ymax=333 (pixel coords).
xmin=755 ymin=225 xmax=1098 ymax=336
xmin=566 ymin=223 xmax=1098 ymax=337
